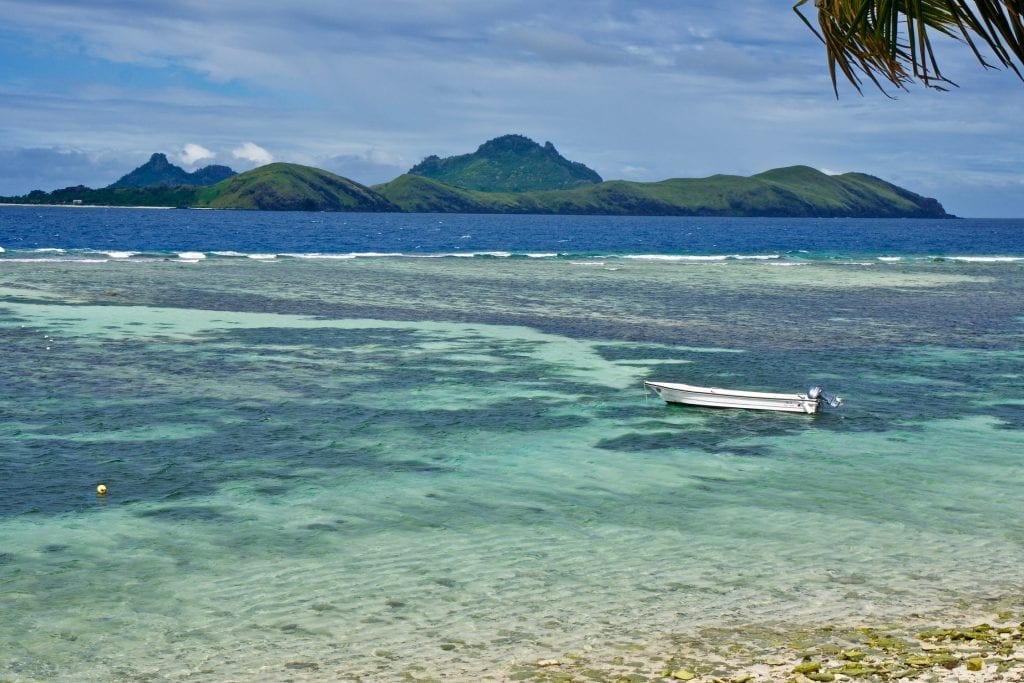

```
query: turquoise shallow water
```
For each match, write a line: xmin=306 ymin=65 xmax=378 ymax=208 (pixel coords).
xmin=1 ymin=254 xmax=1023 ymax=681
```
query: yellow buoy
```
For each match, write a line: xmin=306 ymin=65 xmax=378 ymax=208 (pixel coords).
xmin=96 ymin=484 xmax=108 ymax=495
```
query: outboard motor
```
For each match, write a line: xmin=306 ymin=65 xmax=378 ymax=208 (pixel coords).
xmin=808 ymin=386 xmax=843 ymax=409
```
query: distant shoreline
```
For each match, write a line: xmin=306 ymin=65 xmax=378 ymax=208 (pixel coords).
xmin=0 ymin=202 xmax=177 ymax=210
xmin=0 ymin=201 xmax=957 ymax=218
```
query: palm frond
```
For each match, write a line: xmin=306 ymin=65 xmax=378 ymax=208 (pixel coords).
xmin=795 ymin=0 xmax=1024 ymax=94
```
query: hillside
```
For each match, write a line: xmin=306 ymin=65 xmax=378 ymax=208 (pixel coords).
xmin=194 ymin=163 xmax=397 ymax=211
xmin=374 ymin=165 xmax=950 ymax=218
xmin=1 ymin=137 xmax=951 ymax=217
xmin=108 ymin=153 xmax=235 ymax=188
xmin=409 ymin=134 xmax=603 ymax=192
xmin=753 ymin=166 xmax=947 ymax=217
xmin=1 ymin=163 xmax=399 ymax=211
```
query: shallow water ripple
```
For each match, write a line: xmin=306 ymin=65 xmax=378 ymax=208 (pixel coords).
xmin=1 ymin=251 xmax=1023 ymax=680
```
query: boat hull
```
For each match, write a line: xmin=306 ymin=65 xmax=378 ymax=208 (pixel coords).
xmin=644 ymin=381 xmax=820 ymax=414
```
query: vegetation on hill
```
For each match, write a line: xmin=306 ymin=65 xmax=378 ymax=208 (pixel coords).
xmin=1 ymin=163 xmax=398 ymax=212
xmin=193 ymin=163 xmax=397 ymax=211
xmin=187 ymin=164 xmax=236 ymax=186
xmin=374 ymin=165 xmax=950 ymax=217
xmin=108 ymin=153 xmax=235 ymax=188
xmin=0 ymin=140 xmax=950 ymax=217
xmin=409 ymin=134 xmax=603 ymax=192
xmin=754 ymin=166 xmax=946 ymax=216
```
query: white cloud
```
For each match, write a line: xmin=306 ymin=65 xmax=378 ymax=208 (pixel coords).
xmin=619 ymin=165 xmax=650 ymax=179
xmin=232 ymin=142 xmax=273 ymax=165
xmin=316 ymin=147 xmax=410 ymax=185
xmin=180 ymin=143 xmax=214 ymax=166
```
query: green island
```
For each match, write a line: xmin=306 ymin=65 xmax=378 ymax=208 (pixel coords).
xmin=0 ymin=135 xmax=952 ymax=217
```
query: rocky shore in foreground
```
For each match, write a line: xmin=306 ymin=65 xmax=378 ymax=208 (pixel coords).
xmin=508 ymin=613 xmax=1024 ymax=683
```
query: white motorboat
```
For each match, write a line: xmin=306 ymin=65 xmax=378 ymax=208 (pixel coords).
xmin=644 ymin=380 xmax=842 ymax=414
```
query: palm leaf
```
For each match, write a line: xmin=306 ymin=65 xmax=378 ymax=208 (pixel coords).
xmin=795 ymin=0 xmax=1024 ymax=94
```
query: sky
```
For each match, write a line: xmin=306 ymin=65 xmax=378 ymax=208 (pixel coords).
xmin=1 ymin=1 xmax=1022 ymax=217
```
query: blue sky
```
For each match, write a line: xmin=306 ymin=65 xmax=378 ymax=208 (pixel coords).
xmin=1 ymin=1 xmax=1022 ymax=216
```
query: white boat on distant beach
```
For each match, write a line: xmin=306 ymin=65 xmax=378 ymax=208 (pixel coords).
xmin=644 ymin=380 xmax=842 ymax=414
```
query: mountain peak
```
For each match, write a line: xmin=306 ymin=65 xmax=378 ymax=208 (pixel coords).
xmin=476 ymin=134 xmax=538 ymax=154
xmin=408 ymin=135 xmax=602 ymax=192
xmin=108 ymin=153 xmax=236 ymax=189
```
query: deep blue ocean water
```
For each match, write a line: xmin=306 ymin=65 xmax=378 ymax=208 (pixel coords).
xmin=1 ymin=205 xmax=1022 ymax=258
xmin=1 ymin=206 xmax=1022 ymax=681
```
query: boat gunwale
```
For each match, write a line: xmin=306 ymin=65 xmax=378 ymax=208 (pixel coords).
xmin=643 ymin=380 xmax=813 ymax=402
